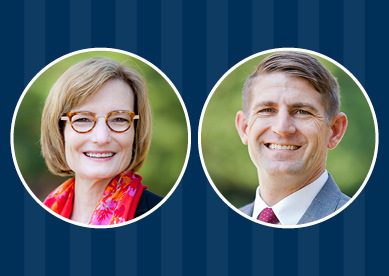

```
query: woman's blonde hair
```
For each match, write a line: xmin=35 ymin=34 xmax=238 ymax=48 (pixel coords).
xmin=40 ymin=57 xmax=152 ymax=176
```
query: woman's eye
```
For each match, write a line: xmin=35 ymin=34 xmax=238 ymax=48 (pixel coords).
xmin=73 ymin=117 xmax=92 ymax=123
xmin=112 ymin=117 xmax=129 ymax=123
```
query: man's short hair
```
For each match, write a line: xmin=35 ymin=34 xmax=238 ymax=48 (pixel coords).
xmin=242 ymin=51 xmax=340 ymax=120
xmin=40 ymin=57 xmax=152 ymax=176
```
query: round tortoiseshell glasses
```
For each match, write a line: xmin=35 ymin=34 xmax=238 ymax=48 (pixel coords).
xmin=60 ymin=110 xmax=139 ymax=133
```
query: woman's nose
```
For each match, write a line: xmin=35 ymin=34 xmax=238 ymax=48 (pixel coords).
xmin=91 ymin=118 xmax=112 ymax=144
xmin=271 ymin=111 xmax=296 ymax=136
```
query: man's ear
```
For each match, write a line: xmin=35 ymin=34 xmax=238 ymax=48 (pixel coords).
xmin=235 ymin=111 xmax=249 ymax=145
xmin=328 ymin=112 xmax=348 ymax=149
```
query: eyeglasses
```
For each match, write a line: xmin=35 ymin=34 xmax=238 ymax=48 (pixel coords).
xmin=61 ymin=110 xmax=139 ymax=133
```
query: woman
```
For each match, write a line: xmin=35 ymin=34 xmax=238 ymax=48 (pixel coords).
xmin=40 ymin=57 xmax=161 ymax=225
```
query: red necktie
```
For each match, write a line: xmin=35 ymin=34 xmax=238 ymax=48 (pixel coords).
xmin=257 ymin=207 xmax=279 ymax=224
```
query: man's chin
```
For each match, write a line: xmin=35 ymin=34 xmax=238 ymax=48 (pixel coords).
xmin=260 ymin=163 xmax=303 ymax=176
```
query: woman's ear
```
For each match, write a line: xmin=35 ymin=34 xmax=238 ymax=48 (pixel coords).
xmin=235 ymin=111 xmax=249 ymax=145
xmin=328 ymin=112 xmax=348 ymax=149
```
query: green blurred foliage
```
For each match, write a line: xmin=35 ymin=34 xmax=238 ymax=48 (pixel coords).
xmin=14 ymin=51 xmax=188 ymax=200
xmin=201 ymin=53 xmax=376 ymax=208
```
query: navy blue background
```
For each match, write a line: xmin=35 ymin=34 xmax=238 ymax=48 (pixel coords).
xmin=1 ymin=0 xmax=386 ymax=275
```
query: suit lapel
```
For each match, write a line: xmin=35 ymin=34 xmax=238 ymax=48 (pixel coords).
xmin=298 ymin=174 xmax=343 ymax=224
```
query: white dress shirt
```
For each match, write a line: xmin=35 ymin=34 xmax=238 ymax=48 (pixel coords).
xmin=252 ymin=170 xmax=328 ymax=225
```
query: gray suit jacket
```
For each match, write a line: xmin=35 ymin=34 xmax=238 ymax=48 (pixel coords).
xmin=239 ymin=174 xmax=350 ymax=224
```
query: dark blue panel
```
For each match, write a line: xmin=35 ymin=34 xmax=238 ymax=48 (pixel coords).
xmin=70 ymin=0 xmax=92 ymax=50
xmin=45 ymin=217 xmax=70 ymax=276
xmin=46 ymin=0 xmax=70 ymax=61
xmin=91 ymin=0 xmax=115 ymax=47
xmin=274 ymin=0 xmax=298 ymax=47
xmin=319 ymin=0 xmax=344 ymax=62
xmin=137 ymin=214 xmax=162 ymax=276
xmin=228 ymin=212 xmax=252 ymax=275
xmin=274 ymin=230 xmax=298 ymax=276
xmin=298 ymin=0 xmax=320 ymax=50
xmin=319 ymin=216 xmax=344 ymax=275
xmin=91 ymin=230 xmax=116 ymax=275
xmin=137 ymin=0 xmax=162 ymax=65
xmin=2 ymin=0 xmax=388 ymax=276
xmin=228 ymin=0 xmax=253 ymax=65
xmin=182 ymin=0 xmax=207 ymax=275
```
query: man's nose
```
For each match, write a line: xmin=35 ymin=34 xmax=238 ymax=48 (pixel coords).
xmin=91 ymin=118 xmax=112 ymax=144
xmin=271 ymin=111 xmax=296 ymax=136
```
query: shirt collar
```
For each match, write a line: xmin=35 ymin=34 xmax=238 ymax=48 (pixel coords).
xmin=252 ymin=170 xmax=328 ymax=225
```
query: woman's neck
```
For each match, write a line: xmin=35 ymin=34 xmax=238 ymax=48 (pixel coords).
xmin=71 ymin=176 xmax=111 ymax=224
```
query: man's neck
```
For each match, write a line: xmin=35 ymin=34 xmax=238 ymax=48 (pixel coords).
xmin=258 ymin=169 xmax=324 ymax=206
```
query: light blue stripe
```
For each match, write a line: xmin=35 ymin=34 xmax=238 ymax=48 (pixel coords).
xmin=24 ymin=0 xmax=46 ymax=275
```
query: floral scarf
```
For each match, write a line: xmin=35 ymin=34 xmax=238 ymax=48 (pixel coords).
xmin=44 ymin=171 xmax=147 ymax=225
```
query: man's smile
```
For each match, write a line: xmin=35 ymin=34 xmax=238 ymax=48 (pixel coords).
xmin=264 ymin=143 xmax=302 ymax=151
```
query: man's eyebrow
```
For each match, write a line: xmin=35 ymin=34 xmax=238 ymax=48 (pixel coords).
xmin=251 ymin=101 xmax=277 ymax=111
xmin=290 ymin=102 xmax=320 ymax=113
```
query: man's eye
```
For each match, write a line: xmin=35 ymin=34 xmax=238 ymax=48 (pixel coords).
xmin=258 ymin=108 xmax=275 ymax=113
xmin=295 ymin=109 xmax=311 ymax=115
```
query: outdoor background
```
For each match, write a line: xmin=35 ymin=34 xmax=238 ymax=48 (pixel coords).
xmin=201 ymin=51 xmax=376 ymax=207
xmin=13 ymin=50 xmax=189 ymax=200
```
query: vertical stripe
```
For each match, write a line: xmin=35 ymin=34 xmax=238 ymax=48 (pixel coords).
xmin=115 ymin=0 xmax=137 ymax=51
xmin=45 ymin=0 xmax=70 ymax=61
xmin=228 ymin=212 xmax=252 ymax=275
xmin=319 ymin=216 xmax=344 ymax=275
xmin=365 ymin=0 xmax=383 ymax=273
xmin=91 ymin=231 xmax=116 ymax=275
xmin=274 ymin=0 xmax=298 ymax=47
xmin=274 ymin=231 xmax=298 ymax=276
xmin=161 ymin=1 xmax=184 ymax=275
xmin=297 ymin=2 xmax=320 ymax=275
xmin=69 ymin=0 xmax=91 ymax=50
xmin=137 ymin=0 xmax=162 ymax=64
xmin=251 ymin=2 xmax=275 ymax=274
xmin=252 ymin=227 xmax=274 ymax=276
xmin=136 ymin=2 xmax=163 ymax=275
xmin=228 ymin=0 xmax=252 ymax=64
xmin=116 ymin=226 xmax=138 ymax=276
xmin=3 ymin=0 xmax=24 ymax=274
xmin=113 ymin=1 xmax=139 ymax=274
xmin=68 ymin=1 xmax=92 ymax=275
xmin=343 ymin=0 xmax=366 ymax=274
xmin=45 ymin=218 xmax=70 ymax=276
xmin=298 ymin=0 xmax=319 ymax=50
xmin=298 ymin=227 xmax=320 ymax=276
xmin=206 ymin=0 xmax=228 ymax=275
xmin=91 ymin=0 xmax=115 ymax=47
xmin=24 ymin=0 xmax=46 ymax=275
xmin=182 ymin=0 xmax=207 ymax=275
xmin=252 ymin=0 xmax=274 ymax=51
xmin=70 ymin=228 xmax=92 ymax=276
xmin=319 ymin=0 xmax=344 ymax=61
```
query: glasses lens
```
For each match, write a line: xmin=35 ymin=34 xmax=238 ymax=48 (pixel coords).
xmin=71 ymin=113 xmax=95 ymax=132
xmin=107 ymin=112 xmax=132 ymax=132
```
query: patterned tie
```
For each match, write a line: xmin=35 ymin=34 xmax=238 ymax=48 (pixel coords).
xmin=257 ymin=207 xmax=279 ymax=224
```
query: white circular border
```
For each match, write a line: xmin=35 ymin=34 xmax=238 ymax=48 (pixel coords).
xmin=11 ymin=47 xmax=192 ymax=229
xmin=198 ymin=47 xmax=379 ymax=229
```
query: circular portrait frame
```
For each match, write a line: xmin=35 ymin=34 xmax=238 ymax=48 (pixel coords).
xmin=199 ymin=48 xmax=378 ymax=229
xmin=11 ymin=48 xmax=191 ymax=229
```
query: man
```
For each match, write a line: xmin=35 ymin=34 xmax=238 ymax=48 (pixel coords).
xmin=235 ymin=51 xmax=349 ymax=225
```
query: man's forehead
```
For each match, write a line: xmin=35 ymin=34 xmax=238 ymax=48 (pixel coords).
xmin=248 ymin=73 xmax=325 ymax=110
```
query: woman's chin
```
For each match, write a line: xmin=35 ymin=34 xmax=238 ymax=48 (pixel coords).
xmin=75 ymin=170 xmax=119 ymax=182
